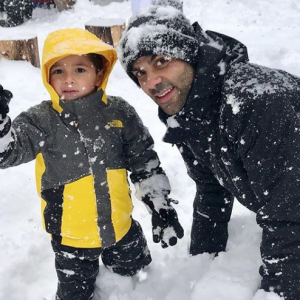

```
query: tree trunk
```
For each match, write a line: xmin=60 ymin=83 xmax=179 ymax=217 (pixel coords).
xmin=0 ymin=36 xmax=40 ymax=68
xmin=53 ymin=0 xmax=75 ymax=12
xmin=85 ymin=18 xmax=125 ymax=48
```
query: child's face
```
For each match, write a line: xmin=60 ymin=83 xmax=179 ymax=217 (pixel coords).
xmin=49 ymin=55 xmax=104 ymax=101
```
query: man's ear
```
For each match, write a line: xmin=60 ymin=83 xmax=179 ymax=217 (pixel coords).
xmin=96 ymin=69 xmax=104 ymax=87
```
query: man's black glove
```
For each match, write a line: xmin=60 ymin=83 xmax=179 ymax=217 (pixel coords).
xmin=0 ymin=85 xmax=13 ymax=120
xmin=142 ymin=195 xmax=184 ymax=248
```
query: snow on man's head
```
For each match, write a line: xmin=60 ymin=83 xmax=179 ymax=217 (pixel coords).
xmin=118 ymin=0 xmax=199 ymax=86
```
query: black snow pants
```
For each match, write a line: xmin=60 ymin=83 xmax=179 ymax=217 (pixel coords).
xmin=51 ymin=219 xmax=152 ymax=300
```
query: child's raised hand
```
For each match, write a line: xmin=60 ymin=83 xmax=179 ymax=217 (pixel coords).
xmin=0 ymin=85 xmax=13 ymax=120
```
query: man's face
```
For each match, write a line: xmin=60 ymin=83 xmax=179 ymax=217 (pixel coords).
xmin=132 ymin=55 xmax=195 ymax=115
xmin=49 ymin=55 xmax=103 ymax=101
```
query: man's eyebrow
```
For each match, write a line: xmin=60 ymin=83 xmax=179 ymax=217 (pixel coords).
xmin=149 ymin=54 xmax=157 ymax=62
xmin=132 ymin=55 xmax=158 ymax=72
xmin=131 ymin=66 xmax=141 ymax=72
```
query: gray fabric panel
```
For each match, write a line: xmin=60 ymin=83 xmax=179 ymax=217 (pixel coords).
xmin=63 ymin=91 xmax=117 ymax=247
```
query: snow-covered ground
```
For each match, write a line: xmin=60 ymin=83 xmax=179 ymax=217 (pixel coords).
xmin=0 ymin=1 xmax=299 ymax=299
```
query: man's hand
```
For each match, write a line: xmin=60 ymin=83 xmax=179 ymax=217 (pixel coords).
xmin=0 ymin=85 xmax=13 ymax=120
xmin=142 ymin=195 xmax=184 ymax=248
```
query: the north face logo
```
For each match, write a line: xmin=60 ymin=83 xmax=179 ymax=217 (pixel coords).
xmin=107 ymin=120 xmax=123 ymax=128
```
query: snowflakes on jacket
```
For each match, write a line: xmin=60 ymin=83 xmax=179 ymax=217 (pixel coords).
xmin=158 ymin=21 xmax=300 ymax=300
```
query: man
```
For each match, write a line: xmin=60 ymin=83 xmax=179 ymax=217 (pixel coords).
xmin=118 ymin=0 xmax=300 ymax=299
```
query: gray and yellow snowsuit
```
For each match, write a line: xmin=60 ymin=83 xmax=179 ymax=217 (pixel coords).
xmin=0 ymin=28 xmax=170 ymax=249
xmin=0 ymin=28 xmax=174 ymax=300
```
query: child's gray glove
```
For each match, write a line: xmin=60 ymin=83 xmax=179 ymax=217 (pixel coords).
xmin=0 ymin=85 xmax=13 ymax=120
xmin=142 ymin=195 xmax=184 ymax=248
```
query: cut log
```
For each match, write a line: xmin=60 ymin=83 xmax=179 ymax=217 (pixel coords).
xmin=85 ymin=18 xmax=126 ymax=48
xmin=53 ymin=0 xmax=75 ymax=12
xmin=0 ymin=36 xmax=40 ymax=68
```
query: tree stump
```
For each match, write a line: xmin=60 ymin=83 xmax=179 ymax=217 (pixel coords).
xmin=53 ymin=0 xmax=75 ymax=12
xmin=85 ymin=18 xmax=126 ymax=48
xmin=0 ymin=36 xmax=40 ymax=68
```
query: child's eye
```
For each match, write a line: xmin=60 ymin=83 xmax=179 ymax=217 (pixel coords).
xmin=51 ymin=69 xmax=62 ymax=75
xmin=76 ymin=68 xmax=86 ymax=73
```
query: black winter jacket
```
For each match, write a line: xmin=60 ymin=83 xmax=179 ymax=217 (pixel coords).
xmin=159 ymin=23 xmax=300 ymax=300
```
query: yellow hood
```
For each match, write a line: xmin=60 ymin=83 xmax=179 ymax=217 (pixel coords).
xmin=42 ymin=28 xmax=117 ymax=112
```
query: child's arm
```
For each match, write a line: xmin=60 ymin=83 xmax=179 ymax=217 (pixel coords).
xmin=121 ymin=100 xmax=184 ymax=248
xmin=0 ymin=85 xmax=47 ymax=168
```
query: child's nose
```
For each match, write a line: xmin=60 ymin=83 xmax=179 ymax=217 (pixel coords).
xmin=64 ymin=73 xmax=75 ymax=84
